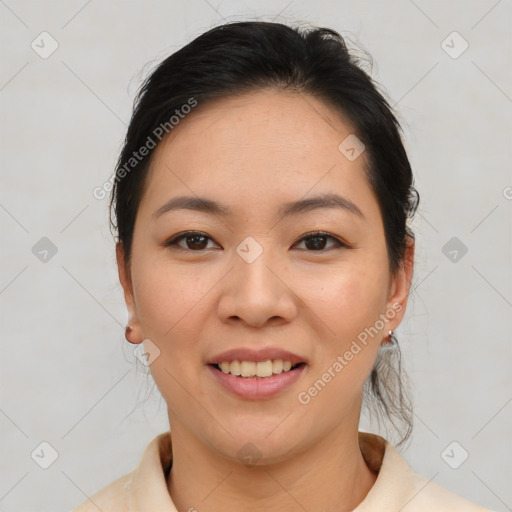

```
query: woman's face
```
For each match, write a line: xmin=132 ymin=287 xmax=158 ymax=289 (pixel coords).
xmin=117 ymin=89 xmax=413 ymax=463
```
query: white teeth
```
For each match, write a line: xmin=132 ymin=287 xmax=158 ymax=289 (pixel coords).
xmin=273 ymin=359 xmax=283 ymax=373
xmin=241 ymin=361 xmax=256 ymax=377
xmin=217 ymin=359 xmax=297 ymax=378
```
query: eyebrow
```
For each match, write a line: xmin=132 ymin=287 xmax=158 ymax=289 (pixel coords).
xmin=153 ymin=193 xmax=365 ymax=220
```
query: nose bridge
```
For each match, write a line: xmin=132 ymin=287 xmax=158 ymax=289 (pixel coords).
xmin=218 ymin=236 xmax=296 ymax=326
xmin=236 ymin=241 xmax=278 ymax=293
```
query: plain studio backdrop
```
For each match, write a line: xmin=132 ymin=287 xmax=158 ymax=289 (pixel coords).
xmin=0 ymin=1 xmax=511 ymax=511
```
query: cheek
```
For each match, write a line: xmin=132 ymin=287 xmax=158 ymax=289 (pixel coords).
xmin=298 ymin=271 xmax=386 ymax=416
xmin=300 ymin=258 xmax=389 ymax=341
xmin=131 ymin=260 xmax=208 ymax=400
xmin=132 ymin=257 xmax=210 ymax=337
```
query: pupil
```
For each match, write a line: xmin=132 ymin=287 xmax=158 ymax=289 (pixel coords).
xmin=306 ymin=235 xmax=326 ymax=250
xmin=188 ymin=235 xmax=207 ymax=250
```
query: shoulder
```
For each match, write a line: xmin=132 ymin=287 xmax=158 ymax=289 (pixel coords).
xmin=402 ymin=472 xmax=496 ymax=512
xmin=69 ymin=431 xmax=174 ymax=512
xmin=70 ymin=470 xmax=136 ymax=512
xmin=357 ymin=432 xmax=496 ymax=512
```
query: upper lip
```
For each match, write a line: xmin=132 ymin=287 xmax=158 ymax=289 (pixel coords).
xmin=207 ymin=347 xmax=307 ymax=366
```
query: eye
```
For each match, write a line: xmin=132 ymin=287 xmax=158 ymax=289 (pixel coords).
xmin=163 ymin=230 xmax=346 ymax=252
xmin=294 ymin=231 xmax=346 ymax=251
xmin=164 ymin=231 xmax=219 ymax=251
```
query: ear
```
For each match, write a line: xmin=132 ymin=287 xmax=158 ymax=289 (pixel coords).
xmin=384 ymin=235 xmax=415 ymax=332
xmin=116 ymin=242 xmax=142 ymax=343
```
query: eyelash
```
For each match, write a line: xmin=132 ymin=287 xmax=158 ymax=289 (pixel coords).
xmin=163 ymin=230 xmax=347 ymax=252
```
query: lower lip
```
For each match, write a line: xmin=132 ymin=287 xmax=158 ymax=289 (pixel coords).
xmin=207 ymin=364 xmax=307 ymax=400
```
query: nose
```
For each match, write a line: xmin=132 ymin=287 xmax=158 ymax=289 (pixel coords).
xmin=217 ymin=247 xmax=298 ymax=329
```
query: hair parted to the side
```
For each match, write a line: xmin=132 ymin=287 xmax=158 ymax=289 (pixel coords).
xmin=110 ymin=20 xmax=419 ymax=447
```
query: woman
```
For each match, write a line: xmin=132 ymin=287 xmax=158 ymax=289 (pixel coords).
xmin=74 ymin=21 xmax=493 ymax=512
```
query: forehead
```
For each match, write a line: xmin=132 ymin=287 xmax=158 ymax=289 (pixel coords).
xmin=139 ymin=89 xmax=380 ymax=224
xmin=152 ymin=89 xmax=355 ymax=162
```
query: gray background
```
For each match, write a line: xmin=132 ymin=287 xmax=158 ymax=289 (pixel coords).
xmin=0 ymin=1 xmax=511 ymax=511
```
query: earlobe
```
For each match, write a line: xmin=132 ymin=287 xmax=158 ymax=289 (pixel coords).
xmin=124 ymin=324 xmax=142 ymax=345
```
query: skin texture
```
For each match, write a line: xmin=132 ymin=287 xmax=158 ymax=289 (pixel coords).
xmin=116 ymin=89 xmax=414 ymax=512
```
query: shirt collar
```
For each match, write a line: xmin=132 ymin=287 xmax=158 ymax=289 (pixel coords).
xmin=354 ymin=431 xmax=413 ymax=511
xmin=130 ymin=430 xmax=413 ymax=511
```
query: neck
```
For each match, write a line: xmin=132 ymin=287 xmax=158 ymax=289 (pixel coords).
xmin=167 ymin=421 xmax=378 ymax=512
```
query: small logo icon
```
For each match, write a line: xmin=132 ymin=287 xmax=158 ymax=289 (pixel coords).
xmin=31 ymin=441 xmax=59 ymax=469
xmin=441 ymin=32 xmax=469 ymax=59
xmin=442 ymin=237 xmax=468 ymax=263
xmin=237 ymin=442 xmax=262 ymax=466
xmin=236 ymin=236 xmax=263 ymax=264
xmin=31 ymin=31 xmax=59 ymax=59
xmin=441 ymin=441 xmax=469 ymax=469
xmin=32 ymin=237 xmax=58 ymax=263
xmin=338 ymin=134 xmax=365 ymax=161
xmin=134 ymin=338 xmax=161 ymax=366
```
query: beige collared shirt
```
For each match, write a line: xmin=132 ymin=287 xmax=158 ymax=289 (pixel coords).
xmin=72 ymin=431 xmax=494 ymax=511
